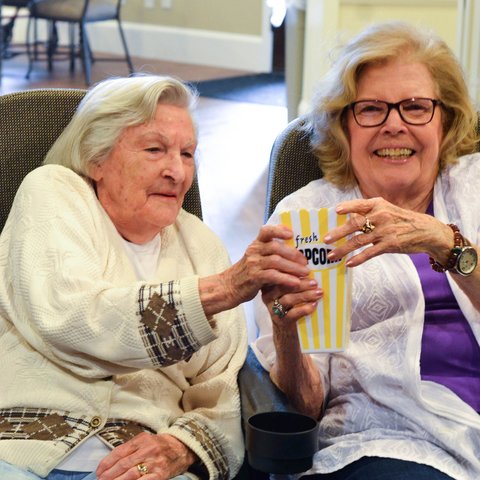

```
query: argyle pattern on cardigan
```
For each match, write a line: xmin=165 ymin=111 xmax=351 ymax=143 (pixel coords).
xmin=137 ymin=283 xmax=201 ymax=367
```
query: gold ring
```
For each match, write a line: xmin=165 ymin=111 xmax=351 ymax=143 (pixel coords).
xmin=272 ymin=298 xmax=288 ymax=318
xmin=137 ymin=463 xmax=149 ymax=476
xmin=360 ymin=217 xmax=375 ymax=234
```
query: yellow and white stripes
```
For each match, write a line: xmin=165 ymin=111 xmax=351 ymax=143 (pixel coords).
xmin=280 ymin=208 xmax=352 ymax=353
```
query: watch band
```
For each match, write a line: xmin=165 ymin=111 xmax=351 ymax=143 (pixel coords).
xmin=429 ymin=224 xmax=464 ymax=273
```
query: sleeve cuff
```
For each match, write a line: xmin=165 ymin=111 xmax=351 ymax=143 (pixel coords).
xmin=180 ymin=275 xmax=217 ymax=346
xmin=166 ymin=416 xmax=230 ymax=480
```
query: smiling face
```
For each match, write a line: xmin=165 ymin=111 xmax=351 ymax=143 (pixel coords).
xmin=91 ymin=104 xmax=196 ymax=243
xmin=347 ymin=58 xmax=443 ymax=209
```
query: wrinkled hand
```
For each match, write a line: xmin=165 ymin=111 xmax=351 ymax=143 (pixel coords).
xmin=96 ymin=432 xmax=197 ymax=480
xmin=201 ymin=225 xmax=310 ymax=318
xmin=324 ymin=197 xmax=454 ymax=267
xmin=262 ymin=278 xmax=323 ymax=329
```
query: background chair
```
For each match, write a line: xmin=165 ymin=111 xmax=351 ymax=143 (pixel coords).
xmin=1 ymin=0 xmax=30 ymax=59
xmin=26 ymin=0 xmax=133 ymax=85
xmin=0 ymin=88 xmax=202 ymax=233
xmin=264 ymin=116 xmax=321 ymax=221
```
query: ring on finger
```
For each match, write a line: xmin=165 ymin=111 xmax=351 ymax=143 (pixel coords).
xmin=137 ymin=463 xmax=149 ymax=476
xmin=272 ymin=299 xmax=288 ymax=318
xmin=360 ymin=217 xmax=376 ymax=234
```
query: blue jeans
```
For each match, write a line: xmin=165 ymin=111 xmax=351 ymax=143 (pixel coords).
xmin=0 ymin=462 xmax=96 ymax=480
xmin=300 ymin=456 xmax=455 ymax=480
xmin=0 ymin=461 xmax=191 ymax=480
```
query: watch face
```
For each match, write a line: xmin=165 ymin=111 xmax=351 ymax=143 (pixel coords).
xmin=457 ymin=247 xmax=478 ymax=275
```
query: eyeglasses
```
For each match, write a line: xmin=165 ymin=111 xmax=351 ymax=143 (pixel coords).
xmin=348 ymin=98 xmax=442 ymax=127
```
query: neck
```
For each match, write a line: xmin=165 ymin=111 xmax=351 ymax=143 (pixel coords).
xmin=118 ymin=227 xmax=161 ymax=245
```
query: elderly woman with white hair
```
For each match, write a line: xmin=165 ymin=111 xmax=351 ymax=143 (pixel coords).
xmin=0 ymin=75 xmax=309 ymax=480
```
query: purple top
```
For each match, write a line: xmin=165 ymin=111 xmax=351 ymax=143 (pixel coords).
xmin=409 ymin=205 xmax=480 ymax=411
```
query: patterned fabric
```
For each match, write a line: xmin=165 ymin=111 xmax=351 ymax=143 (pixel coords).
xmin=0 ymin=409 xmax=154 ymax=454
xmin=0 ymin=407 xmax=231 ymax=478
xmin=0 ymin=409 xmax=90 ymax=449
xmin=173 ymin=417 xmax=229 ymax=480
xmin=138 ymin=286 xmax=201 ymax=366
xmin=97 ymin=420 xmax=155 ymax=447
xmin=253 ymin=153 xmax=480 ymax=480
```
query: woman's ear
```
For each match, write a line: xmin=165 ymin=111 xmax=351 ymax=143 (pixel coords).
xmin=88 ymin=161 xmax=104 ymax=182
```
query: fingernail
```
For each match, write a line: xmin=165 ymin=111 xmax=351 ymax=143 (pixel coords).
xmin=336 ymin=205 xmax=345 ymax=213
xmin=324 ymin=234 xmax=332 ymax=242
xmin=309 ymin=280 xmax=317 ymax=286
xmin=327 ymin=251 xmax=335 ymax=259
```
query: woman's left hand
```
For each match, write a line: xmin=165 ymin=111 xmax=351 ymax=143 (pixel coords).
xmin=262 ymin=277 xmax=322 ymax=329
xmin=324 ymin=197 xmax=454 ymax=267
xmin=261 ymin=279 xmax=324 ymax=419
xmin=96 ymin=432 xmax=197 ymax=480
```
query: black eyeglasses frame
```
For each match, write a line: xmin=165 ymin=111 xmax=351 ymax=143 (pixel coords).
xmin=347 ymin=97 xmax=442 ymax=128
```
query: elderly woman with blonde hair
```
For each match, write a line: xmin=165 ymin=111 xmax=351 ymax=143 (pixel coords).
xmin=0 ymin=75 xmax=309 ymax=480
xmin=254 ymin=21 xmax=480 ymax=480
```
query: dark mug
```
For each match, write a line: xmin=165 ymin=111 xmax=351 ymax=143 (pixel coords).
xmin=246 ymin=411 xmax=319 ymax=474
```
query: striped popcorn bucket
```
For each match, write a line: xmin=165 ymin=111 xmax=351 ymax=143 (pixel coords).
xmin=280 ymin=208 xmax=352 ymax=353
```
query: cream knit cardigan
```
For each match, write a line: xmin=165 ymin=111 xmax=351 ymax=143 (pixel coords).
xmin=0 ymin=165 xmax=247 ymax=479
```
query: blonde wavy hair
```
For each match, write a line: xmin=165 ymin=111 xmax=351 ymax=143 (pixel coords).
xmin=308 ymin=21 xmax=478 ymax=188
xmin=44 ymin=75 xmax=198 ymax=177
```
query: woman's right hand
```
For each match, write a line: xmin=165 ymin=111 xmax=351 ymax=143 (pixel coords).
xmin=200 ymin=225 xmax=310 ymax=318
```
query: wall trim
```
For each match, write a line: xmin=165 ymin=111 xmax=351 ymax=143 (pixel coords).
xmin=6 ymin=11 xmax=272 ymax=73
xmin=85 ymin=21 xmax=272 ymax=72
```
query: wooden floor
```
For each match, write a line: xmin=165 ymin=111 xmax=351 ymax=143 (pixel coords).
xmin=0 ymin=49 xmax=253 ymax=91
xmin=1 ymin=52 xmax=288 ymax=340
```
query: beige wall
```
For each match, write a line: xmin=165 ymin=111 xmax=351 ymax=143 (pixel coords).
xmin=121 ymin=0 xmax=263 ymax=36
xmin=338 ymin=1 xmax=457 ymax=51
xmin=298 ymin=0 xmax=460 ymax=116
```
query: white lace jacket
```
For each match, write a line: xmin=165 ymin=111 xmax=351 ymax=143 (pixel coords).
xmin=253 ymin=153 xmax=480 ymax=480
